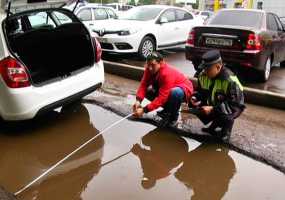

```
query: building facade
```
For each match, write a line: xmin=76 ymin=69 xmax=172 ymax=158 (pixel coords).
xmin=200 ymin=0 xmax=285 ymax=16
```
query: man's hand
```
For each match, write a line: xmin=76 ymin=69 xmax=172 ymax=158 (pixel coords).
xmin=133 ymin=107 xmax=144 ymax=118
xmin=202 ymin=106 xmax=213 ymax=115
xmin=190 ymin=97 xmax=201 ymax=107
xmin=133 ymin=101 xmax=141 ymax=113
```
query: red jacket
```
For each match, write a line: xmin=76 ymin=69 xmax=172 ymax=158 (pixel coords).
xmin=136 ymin=62 xmax=193 ymax=112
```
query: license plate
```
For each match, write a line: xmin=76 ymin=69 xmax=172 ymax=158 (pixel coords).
xmin=205 ymin=37 xmax=233 ymax=46
xmin=96 ymin=37 xmax=108 ymax=43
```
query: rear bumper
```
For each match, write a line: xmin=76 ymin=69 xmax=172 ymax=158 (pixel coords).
xmin=0 ymin=61 xmax=104 ymax=121
xmin=36 ymin=83 xmax=102 ymax=117
xmin=185 ymin=45 xmax=267 ymax=71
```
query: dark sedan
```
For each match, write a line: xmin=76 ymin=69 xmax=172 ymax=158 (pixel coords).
xmin=185 ymin=9 xmax=285 ymax=82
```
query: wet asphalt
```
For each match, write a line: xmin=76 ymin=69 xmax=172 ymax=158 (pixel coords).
xmin=0 ymin=73 xmax=284 ymax=200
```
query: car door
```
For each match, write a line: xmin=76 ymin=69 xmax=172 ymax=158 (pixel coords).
xmin=105 ymin=8 xmax=118 ymax=19
xmin=175 ymin=9 xmax=195 ymax=45
xmin=76 ymin=8 xmax=93 ymax=30
xmin=156 ymin=9 xmax=178 ymax=48
xmin=267 ymin=13 xmax=283 ymax=63
xmin=273 ymin=14 xmax=285 ymax=62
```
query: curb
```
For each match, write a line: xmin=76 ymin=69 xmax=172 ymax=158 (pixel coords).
xmin=103 ymin=60 xmax=285 ymax=110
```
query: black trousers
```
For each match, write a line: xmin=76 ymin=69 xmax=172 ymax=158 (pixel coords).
xmin=191 ymin=108 xmax=242 ymax=134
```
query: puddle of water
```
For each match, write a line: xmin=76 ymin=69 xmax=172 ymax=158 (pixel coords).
xmin=0 ymin=104 xmax=284 ymax=200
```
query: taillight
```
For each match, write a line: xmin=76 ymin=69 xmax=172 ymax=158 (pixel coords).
xmin=187 ymin=29 xmax=195 ymax=46
xmin=0 ymin=57 xmax=30 ymax=88
xmin=92 ymin=37 xmax=102 ymax=62
xmin=246 ymin=33 xmax=262 ymax=51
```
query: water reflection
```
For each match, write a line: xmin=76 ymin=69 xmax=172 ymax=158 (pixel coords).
xmin=132 ymin=128 xmax=236 ymax=200
xmin=0 ymin=104 xmax=105 ymax=200
xmin=175 ymin=143 xmax=236 ymax=200
xmin=131 ymin=129 xmax=187 ymax=189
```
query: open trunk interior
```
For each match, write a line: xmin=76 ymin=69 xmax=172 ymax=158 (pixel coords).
xmin=5 ymin=19 xmax=95 ymax=85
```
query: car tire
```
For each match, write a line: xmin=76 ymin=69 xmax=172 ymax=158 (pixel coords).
xmin=258 ymin=57 xmax=271 ymax=82
xmin=138 ymin=36 xmax=155 ymax=60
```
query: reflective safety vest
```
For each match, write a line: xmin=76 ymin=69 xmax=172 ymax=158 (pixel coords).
xmin=198 ymin=74 xmax=243 ymax=105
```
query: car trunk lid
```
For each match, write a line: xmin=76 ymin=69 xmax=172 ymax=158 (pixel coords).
xmin=1 ymin=0 xmax=67 ymax=14
xmin=192 ymin=25 xmax=258 ymax=51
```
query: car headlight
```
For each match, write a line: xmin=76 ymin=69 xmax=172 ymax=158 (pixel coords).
xmin=118 ymin=28 xmax=141 ymax=36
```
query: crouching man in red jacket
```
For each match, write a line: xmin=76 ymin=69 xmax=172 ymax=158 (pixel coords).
xmin=133 ymin=52 xmax=194 ymax=127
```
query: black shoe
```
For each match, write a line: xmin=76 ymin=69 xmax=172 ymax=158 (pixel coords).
xmin=156 ymin=110 xmax=168 ymax=119
xmin=168 ymin=120 xmax=178 ymax=128
xmin=201 ymin=127 xmax=217 ymax=136
xmin=156 ymin=113 xmax=178 ymax=128
xmin=157 ymin=118 xmax=170 ymax=128
xmin=219 ymin=129 xmax=231 ymax=142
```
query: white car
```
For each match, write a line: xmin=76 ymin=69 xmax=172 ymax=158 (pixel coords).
xmin=90 ymin=5 xmax=203 ymax=59
xmin=0 ymin=0 xmax=104 ymax=121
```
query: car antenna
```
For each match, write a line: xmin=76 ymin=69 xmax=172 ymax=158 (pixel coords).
xmin=72 ymin=0 xmax=80 ymax=13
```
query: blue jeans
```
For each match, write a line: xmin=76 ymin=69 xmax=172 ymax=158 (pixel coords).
xmin=146 ymin=86 xmax=185 ymax=121
xmin=163 ymin=87 xmax=185 ymax=121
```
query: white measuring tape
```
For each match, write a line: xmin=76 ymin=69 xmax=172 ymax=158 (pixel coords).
xmin=14 ymin=113 xmax=134 ymax=196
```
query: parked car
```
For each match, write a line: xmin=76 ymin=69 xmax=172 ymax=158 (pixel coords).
xmin=105 ymin=3 xmax=134 ymax=13
xmin=0 ymin=0 xmax=104 ymax=120
xmin=73 ymin=4 xmax=118 ymax=30
xmin=185 ymin=9 xmax=285 ymax=82
xmin=195 ymin=10 xmax=214 ymax=21
xmin=92 ymin=5 xmax=202 ymax=59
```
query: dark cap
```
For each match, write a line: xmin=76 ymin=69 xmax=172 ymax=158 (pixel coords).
xmin=198 ymin=49 xmax=222 ymax=70
xmin=146 ymin=51 xmax=164 ymax=62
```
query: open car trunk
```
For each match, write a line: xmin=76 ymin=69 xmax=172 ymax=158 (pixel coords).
xmin=4 ymin=9 xmax=95 ymax=85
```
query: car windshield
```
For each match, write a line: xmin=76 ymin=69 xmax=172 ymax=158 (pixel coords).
xmin=209 ymin=10 xmax=263 ymax=28
xmin=119 ymin=7 xmax=163 ymax=21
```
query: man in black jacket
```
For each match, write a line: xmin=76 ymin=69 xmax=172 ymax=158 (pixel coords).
xmin=189 ymin=50 xmax=245 ymax=141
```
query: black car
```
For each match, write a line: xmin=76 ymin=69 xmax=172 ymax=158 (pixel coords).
xmin=185 ymin=9 xmax=285 ymax=82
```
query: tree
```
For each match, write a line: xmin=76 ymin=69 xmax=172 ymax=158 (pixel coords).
xmin=138 ymin=0 xmax=156 ymax=5
xmin=129 ymin=0 xmax=136 ymax=5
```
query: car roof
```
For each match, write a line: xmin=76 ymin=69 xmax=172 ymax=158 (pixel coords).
xmin=219 ymin=8 xmax=266 ymax=14
xmin=77 ymin=4 xmax=115 ymax=9
xmin=136 ymin=4 xmax=182 ymax=10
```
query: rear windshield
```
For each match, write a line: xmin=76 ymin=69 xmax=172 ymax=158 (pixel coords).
xmin=209 ymin=10 xmax=263 ymax=28
xmin=5 ymin=9 xmax=77 ymax=35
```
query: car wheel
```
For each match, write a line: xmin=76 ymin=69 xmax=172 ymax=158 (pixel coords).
xmin=258 ymin=57 xmax=271 ymax=82
xmin=138 ymin=36 xmax=155 ymax=60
